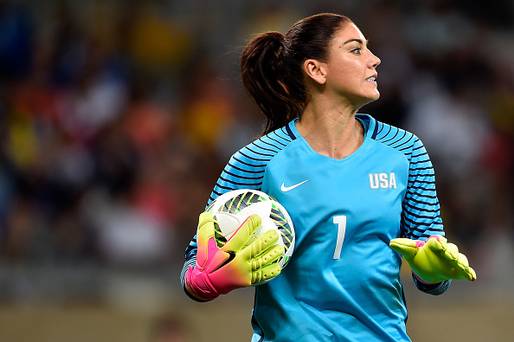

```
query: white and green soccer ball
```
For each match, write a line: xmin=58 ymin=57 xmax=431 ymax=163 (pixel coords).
xmin=206 ymin=189 xmax=295 ymax=269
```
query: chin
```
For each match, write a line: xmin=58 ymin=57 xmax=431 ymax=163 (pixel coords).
xmin=354 ymin=91 xmax=380 ymax=108
xmin=369 ymin=90 xmax=380 ymax=101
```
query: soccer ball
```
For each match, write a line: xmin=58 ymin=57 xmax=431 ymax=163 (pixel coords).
xmin=206 ymin=189 xmax=295 ymax=269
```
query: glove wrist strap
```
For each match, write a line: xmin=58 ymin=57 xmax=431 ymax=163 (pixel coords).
xmin=413 ymin=272 xmax=441 ymax=285
xmin=185 ymin=266 xmax=220 ymax=301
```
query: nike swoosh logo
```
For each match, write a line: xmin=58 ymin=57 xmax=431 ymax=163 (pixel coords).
xmin=213 ymin=250 xmax=236 ymax=272
xmin=280 ymin=180 xmax=309 ymax=192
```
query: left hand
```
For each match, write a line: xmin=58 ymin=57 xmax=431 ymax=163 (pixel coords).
xmin=389 ymin=236 xmax=477 ymax=283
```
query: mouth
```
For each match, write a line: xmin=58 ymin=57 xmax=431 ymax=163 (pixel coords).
xmin=365 ymin=73 xmax=378 ymax=83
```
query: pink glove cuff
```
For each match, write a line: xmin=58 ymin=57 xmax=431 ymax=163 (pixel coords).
xmin=415 ymin=235 xmax=442 ymax=248
xmin=185 ymin=266 xmax=220 ymax=301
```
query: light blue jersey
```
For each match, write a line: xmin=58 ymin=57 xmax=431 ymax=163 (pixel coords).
xmin=182 ymin=114 xmax=450 ymax=341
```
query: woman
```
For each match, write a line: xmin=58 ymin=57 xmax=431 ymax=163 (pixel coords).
xmin=181 ymin=13 xmax=476 ymax=341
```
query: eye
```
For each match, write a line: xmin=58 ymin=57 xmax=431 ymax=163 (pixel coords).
xmin=351 ymin=48 xmax=361 ymax=55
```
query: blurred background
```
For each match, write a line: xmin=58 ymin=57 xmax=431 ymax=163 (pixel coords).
xmin=0 ymin=0 xmax=513 ymax=341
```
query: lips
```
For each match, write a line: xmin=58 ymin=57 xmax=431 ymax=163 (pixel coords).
xmin=365 ymin=73 xmax=378 ymax=82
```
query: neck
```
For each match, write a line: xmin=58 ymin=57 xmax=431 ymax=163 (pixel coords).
xmin=297 ymin=94 xmax=364 ymax=159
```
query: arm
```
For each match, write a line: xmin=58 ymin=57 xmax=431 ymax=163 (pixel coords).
xmin=391 ymin=137 xmax=475 ymax=295
xmin=180 ymin=148 xmax=270 ymax=301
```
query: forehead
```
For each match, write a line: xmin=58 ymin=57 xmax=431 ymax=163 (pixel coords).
xmin=330 ymin=22 xmax=366 ymax=47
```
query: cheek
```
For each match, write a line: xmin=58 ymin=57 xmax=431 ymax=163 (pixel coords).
xmin=327 ymin=60 xmax=363 ymax=89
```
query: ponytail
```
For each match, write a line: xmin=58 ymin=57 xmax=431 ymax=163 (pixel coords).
xmin=240 ymin=32 xmax=304 ymax=134
xmin=240 ymin=13 xmax=350 ymax=135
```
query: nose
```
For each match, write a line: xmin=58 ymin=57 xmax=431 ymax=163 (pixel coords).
xmin=369 ymin=50 xmax=381 ymax=68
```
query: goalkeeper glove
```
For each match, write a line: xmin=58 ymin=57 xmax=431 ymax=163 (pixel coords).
xmin=390 ymin=236 xmax=477 ymax=284
xmin=185 ymin=212 xmax=284 ymax=301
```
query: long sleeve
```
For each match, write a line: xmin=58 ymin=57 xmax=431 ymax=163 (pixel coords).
xmin=402 ymin=137 xmax=450 ymax=295
xmin=179 ymin=129 xmax=294 ymax=299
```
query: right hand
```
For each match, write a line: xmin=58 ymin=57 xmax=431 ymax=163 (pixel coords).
xmin=185 ymin=212 xmax=285 ymax=301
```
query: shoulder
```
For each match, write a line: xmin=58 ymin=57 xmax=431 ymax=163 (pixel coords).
xmin=207 ymin=124 xmax=297 ymax=205
xmin=229 ymin=123 xmax=297 ymax=171
xmin=364 ymin=114 xmax=425 ymax=163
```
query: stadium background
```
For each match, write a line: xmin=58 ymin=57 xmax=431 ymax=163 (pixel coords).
xmin=0 ymin=0 xmax=513 ymax=341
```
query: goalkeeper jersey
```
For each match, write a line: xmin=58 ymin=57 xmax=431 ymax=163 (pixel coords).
xmin=181 ymin=114 xmax=449 ymax=342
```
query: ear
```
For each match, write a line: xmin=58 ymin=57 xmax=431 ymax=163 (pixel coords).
xmin=303 ymin=59 xmax=327 ymax=85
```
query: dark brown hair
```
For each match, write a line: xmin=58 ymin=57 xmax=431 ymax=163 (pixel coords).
xmin=241 ymin=13 xmax=351 ymax=134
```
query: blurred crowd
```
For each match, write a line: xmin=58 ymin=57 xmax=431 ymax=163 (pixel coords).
xmin=0 ymin=0 xmax=513 ymax=292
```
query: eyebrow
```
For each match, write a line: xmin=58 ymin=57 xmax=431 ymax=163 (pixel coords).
xmin=342 ymin=38 xmax=368 ymax=46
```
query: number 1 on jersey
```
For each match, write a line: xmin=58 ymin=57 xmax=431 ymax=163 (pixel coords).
xmin=333 ymin=215 xmax=347 ymax=259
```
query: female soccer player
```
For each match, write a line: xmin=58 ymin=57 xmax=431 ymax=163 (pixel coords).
xmin=181 ymin=13 xmax=476 ymax=341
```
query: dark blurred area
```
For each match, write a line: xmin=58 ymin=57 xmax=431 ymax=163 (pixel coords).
xmin=0 ymin=1 xmax=513 ymax=341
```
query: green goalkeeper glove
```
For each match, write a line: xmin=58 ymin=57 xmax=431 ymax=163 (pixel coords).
xmin=390 ymin=236 xmax=477 ymax=283
xmin=185 ymin=212 xmax=284 ymax=301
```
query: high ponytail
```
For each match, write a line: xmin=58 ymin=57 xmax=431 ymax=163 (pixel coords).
xmin=240 ymin=13 xmax=351 ymax=134
xmin=241 ymin=32 xmax=302 ymax=134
